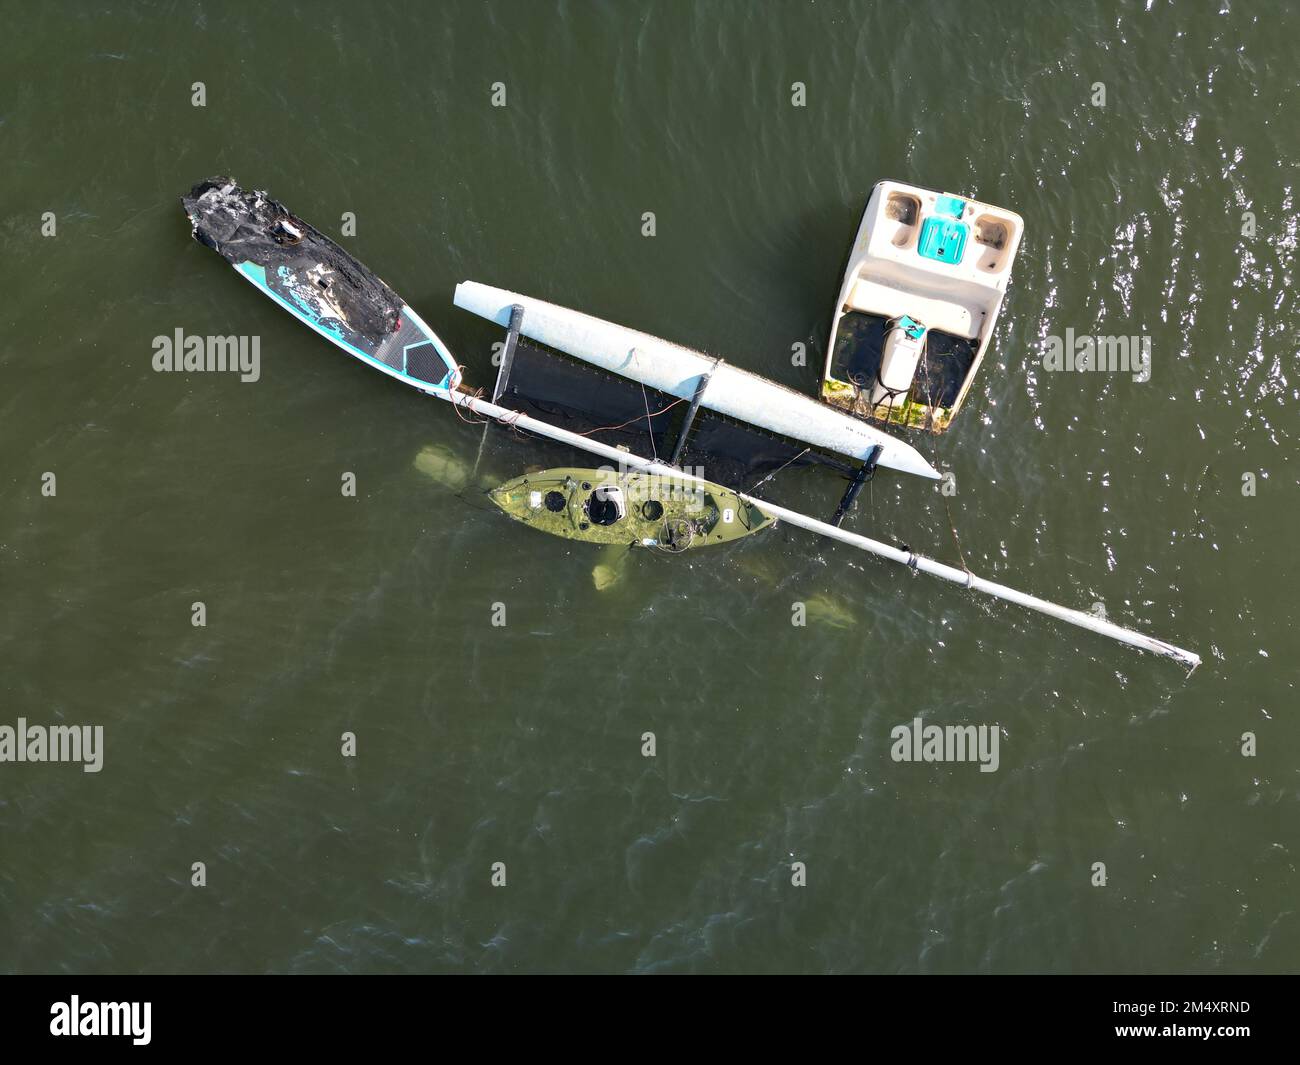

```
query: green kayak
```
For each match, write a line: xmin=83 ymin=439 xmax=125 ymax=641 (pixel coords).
xmin=489 ymin=467 xmax=774 ymax=551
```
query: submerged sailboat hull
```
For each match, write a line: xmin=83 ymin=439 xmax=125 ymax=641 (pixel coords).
xmin=453 ymin=281 xmax=940 ymax=480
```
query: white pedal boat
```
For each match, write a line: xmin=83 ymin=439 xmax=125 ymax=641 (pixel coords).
xmin=821 ymin=180 xmax=1023 ymax=432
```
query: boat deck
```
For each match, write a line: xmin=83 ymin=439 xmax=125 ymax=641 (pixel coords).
xmin=374 ymin=312 xmax=453 ymax=386
xmin=828 ymin=310 xmax=977 ymax=416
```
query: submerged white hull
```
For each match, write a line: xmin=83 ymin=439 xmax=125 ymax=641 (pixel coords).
xmin=453 ymin=281 xmax=939 ymax=480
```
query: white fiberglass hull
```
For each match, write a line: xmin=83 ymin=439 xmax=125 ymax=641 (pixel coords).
xmin=453 ymin=281 xmax=939 ymax=480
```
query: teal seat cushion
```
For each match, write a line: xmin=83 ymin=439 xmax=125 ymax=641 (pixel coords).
xmin=918 ymin=217 xmax=968 ymax=264
xmin=934 ymin=194 xmax=966 ymax=220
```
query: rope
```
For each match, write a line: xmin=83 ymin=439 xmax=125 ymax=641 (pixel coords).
xmin=573 ymin=395 xmax=687 ymax=438
xmin=640 ymin=384 xmax=659 ymax=463
xmin=745 ymin=447 xmax=811 ymax=495
xmin=653 ymin=517 xmax=696 ymax=553
xmin=449 ymin=370 xmax=490 ymax=424
xmin=498 ymin=409 xmax=527 ymax=434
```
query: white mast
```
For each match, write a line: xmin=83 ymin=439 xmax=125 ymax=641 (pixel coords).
xmin=425 ymin=384 xmax=1200 ymax=672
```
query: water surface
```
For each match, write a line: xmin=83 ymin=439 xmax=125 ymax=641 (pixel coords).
xmin=0 ymin=0 xmax=1296 ymax=973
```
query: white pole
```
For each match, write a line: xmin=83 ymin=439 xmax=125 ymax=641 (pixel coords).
xmin=432 ymin=386 xmax=1201 ymax=671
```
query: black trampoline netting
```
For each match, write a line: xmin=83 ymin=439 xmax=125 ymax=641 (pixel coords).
xmin=485 ymin=340 xmax=850 ymax=503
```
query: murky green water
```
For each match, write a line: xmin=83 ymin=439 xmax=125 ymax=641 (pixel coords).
xmin=1 ymin=0 xmax=1296 ymax=973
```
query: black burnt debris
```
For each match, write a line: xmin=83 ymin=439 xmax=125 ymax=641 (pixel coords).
xmin=181 ymin=176 xmax=404 ymax=343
